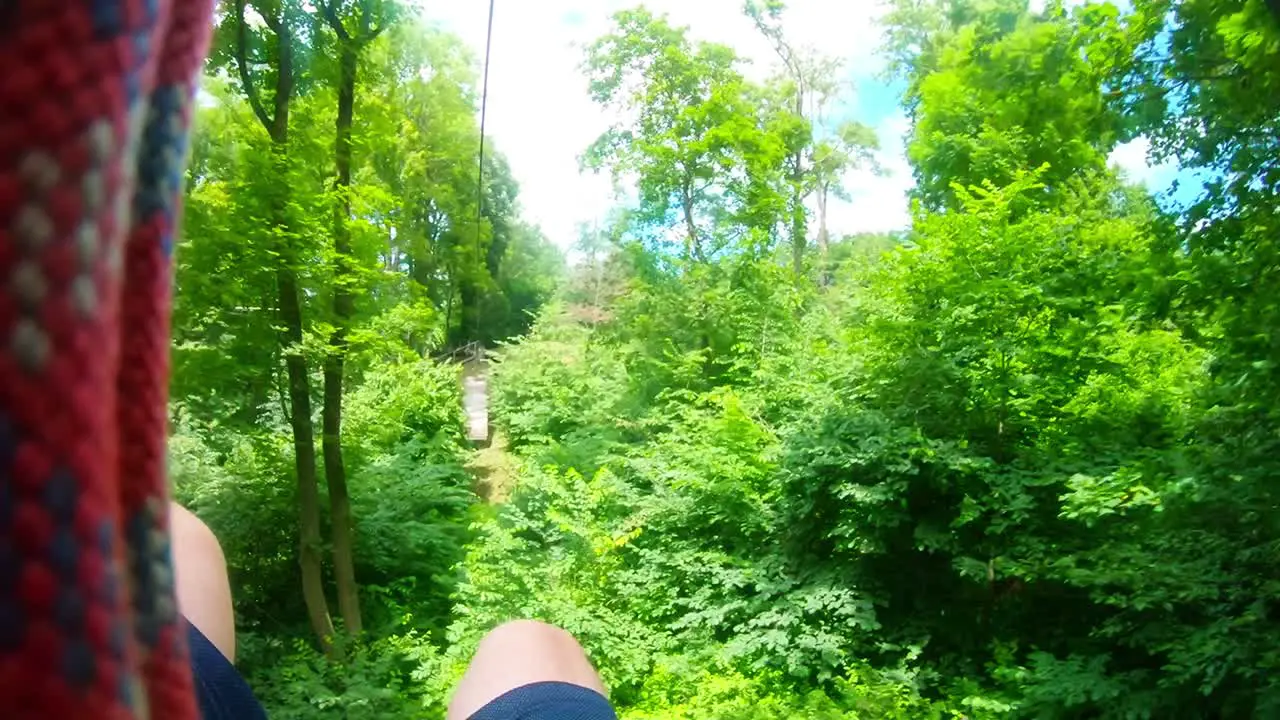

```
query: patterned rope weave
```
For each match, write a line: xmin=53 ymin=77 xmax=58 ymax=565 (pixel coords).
xmin=0 ymin=1 xmax=214 ymax=717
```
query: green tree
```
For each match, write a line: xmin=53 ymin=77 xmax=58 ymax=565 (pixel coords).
xmin=186 ymin=2 xmax=557 ymax=662
xmin=810 ymin=121 xmax=880 ymax=281
xmin=584 ymin=8 xmax=789 ymax=262
xmin=745 ymin=0 xmax=880 ymax=278
xmin=886 ymin=0 xmax=1123 ymax=212
xmin=216 ymin=0 xmax=337 ymax=651
xmin=315 ymin=0 xmax=397 ymax=640
xmin=171 ymin=1 xmax=1280 ymax=716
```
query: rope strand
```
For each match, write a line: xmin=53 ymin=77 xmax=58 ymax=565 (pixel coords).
xmin=473 ymin=0 xmax=497 ymax=345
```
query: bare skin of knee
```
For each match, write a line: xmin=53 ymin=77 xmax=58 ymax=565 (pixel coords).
xmin=447 ymin=620 xmax=608 ymax=720
xmin=169 ymin=502 xmax=237 ymax=662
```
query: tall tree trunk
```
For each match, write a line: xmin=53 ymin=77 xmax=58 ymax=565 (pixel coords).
xmin=816 ymin=183 xmax=831 ymax=285
xmin=318 ymin=0 xmax=391 ymax=638
xmin=790 ymin=190 xmax=805 ymax=277
xmin=789 ymin=93 xmax=807 ymax=278
xmin=683 ymin=195 xmax=699 ymax=261
xmin=748 ymin=8 xmax=810 ymax=279
xmin=234 ymin=3 xmax=336 ymax=653
xmin=681 ymin=174 xmax=703 ymax=263
xmin=277 ymin=259 xmax=334 ymax=654
xmin=444 ymin=275 xmax=455 ymax=338
xmin=322 ymin=34 xmax=362 ymax=637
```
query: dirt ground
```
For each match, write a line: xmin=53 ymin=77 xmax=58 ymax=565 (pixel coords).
xmin=467 ymin=430 xmax=516 ymax=503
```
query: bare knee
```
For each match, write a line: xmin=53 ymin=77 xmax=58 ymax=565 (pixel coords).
xmin=170 ymin=502 xmax=236 ymax=662
xmin=447 ymin=620 xmax=607 ymax=720
xmin=479 ymin=620 xmax=584 ymax=658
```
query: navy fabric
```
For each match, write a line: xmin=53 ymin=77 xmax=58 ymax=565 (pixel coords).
xmin=470 ymin=681 xmax=618 ymax=720
xmin=187 ymin=620 xmax=269 ymax=720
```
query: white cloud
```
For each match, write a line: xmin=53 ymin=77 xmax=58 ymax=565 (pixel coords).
xmin=420 ymin=0 xmax=901 ymax=248
xmin=826 ymin=112 xmax=914 ymax=237
xmin=1108 ymin=136 xmax=1178 ymax=189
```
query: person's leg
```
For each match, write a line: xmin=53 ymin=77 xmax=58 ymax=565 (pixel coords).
xmin=447 ymin=620 xmax=612 ymax=720
xmin=169 ymin=503 xmax=268 ymax=719
xmin=169 ymin=502 xmax=236 ymax=662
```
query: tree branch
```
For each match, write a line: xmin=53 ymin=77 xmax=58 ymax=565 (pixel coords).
xmin=319 ymin=0 xmax=352 ymax=42
xmin=234 ymin=0 xmax=274 ymax=132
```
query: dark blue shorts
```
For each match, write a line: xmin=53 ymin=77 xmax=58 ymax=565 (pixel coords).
xmin=470 ymin=681 xmax=618 ymax=720
xmin=189 ymin=618 xmax=615 ymax=720
xmin=188 ymin=620 xmax=268 ymax=720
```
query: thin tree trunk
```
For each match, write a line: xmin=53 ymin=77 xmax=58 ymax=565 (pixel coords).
xmin=681 ymin=178 xmax=702 ymax=263
xmin=444 ymin=279 xmax=454 ymax=337
xmin=272 ymin=32 xmax=337 ymax=659
xmin=790 ymin=90 xmax=806 ymax=278
xmin=277 ymin=261 xmax=334 ymax=653
xmin=747 ymin=9 xmax=811 ymax=278
xmin=790 ymin=190 xmax=805 ymax=277
xmin=322 ymin=33 xmax=362 ymax=638
xmin=592 ymin=239 xmax=603 ymax=328
xmin=234 ymin=3 xmax=336 ymax=653
xmin=816 ymin=183 xmax=831 ymax=285
xmin=683 ymin=196 xmax=698 ymax=261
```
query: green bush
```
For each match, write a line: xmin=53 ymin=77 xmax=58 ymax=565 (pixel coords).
xmin=240 ymin=629 xmax=445 ymax=719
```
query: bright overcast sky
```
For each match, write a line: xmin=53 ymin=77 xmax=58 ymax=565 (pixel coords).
xmin=418 ymin=0 xmax=1172 ymax=249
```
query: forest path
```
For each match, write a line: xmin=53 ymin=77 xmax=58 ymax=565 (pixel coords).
xmin=467 ymin=429 xmax=516 ymax=503
xmin=463 ymin=356 xmax=489 ymax=443
xmin=461 ymin=352 xmax=517 ymax=502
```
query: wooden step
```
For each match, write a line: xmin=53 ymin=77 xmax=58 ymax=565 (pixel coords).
xmin=463 ymin=371 xmax=489 ymax=443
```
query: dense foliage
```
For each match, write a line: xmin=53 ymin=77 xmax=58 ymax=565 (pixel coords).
xmin=171 ymin=0 xmax=1280 ymax=717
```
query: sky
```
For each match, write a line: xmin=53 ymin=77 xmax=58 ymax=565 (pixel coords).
xmin=418 ymin=0 xmax=1178 ymax=249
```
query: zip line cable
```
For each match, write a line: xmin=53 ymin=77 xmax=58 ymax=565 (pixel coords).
xmin=472 ymin=0 xmax=497 ymax=348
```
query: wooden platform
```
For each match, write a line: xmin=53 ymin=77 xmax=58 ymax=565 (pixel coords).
xmin=463 ymin=358 xmax=489 ymax=444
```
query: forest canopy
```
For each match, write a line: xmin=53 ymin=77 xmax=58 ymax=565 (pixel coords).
xmin=172 ymin=0 xmax=1280 ymax=717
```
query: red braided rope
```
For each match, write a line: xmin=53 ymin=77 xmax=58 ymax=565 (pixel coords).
xmin=0 ymin=1 xmax=214 ymax=717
